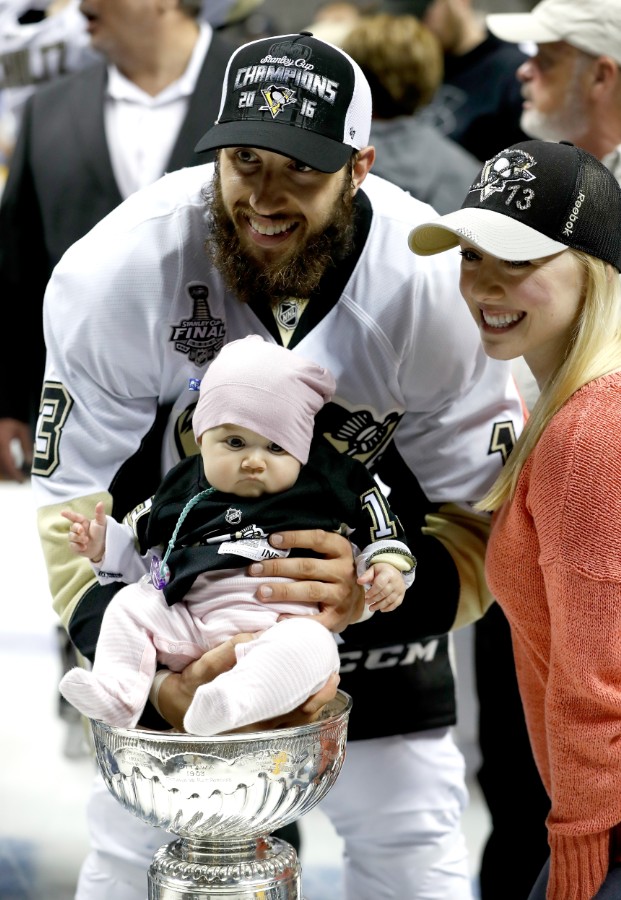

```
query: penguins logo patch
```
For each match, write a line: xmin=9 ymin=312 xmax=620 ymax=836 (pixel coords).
xmin=260 ymin=85 xmax=297 ymax=118
xmin=472 ymin=148 xmax=536 ymax=202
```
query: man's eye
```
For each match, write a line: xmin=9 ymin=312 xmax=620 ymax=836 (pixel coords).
xmin=292 ymin=160 xmax=314 ymax=173
xmin=235 ymin=149 xmax=256 ymax=163
xmin=535 ymin=52 xmax=556 ymax=72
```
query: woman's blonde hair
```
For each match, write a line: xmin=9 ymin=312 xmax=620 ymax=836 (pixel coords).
xmin=479 ymin=251 xmax=621 ymax=511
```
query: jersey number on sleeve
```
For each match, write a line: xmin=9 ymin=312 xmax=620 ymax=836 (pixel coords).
xmin=488 ymin=420 xmax=517 ymax=465
xmin=31 ymin=381 xmax=73 ymax=477
xmin=361 ymin=486 xmax=398 ymax=543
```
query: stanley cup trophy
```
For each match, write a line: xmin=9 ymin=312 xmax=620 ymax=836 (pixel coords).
xmin=90 ymin=690 xmax=352 ymax=899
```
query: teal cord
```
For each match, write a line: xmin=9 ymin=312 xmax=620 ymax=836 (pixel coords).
xmin=151 ymin=486 xmax=214 ymax=589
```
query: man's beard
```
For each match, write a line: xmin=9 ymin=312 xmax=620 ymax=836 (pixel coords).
xmin=520 ymin=57 xmax=591 ymax=144
xmin=520 ymin=107 xmax=576 ymax=143
xmin=204 ymin=168 xmax=357 ymax=308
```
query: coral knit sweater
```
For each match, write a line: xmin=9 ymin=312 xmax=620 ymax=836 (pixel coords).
xmin=487 ymin=373 xmax=621 ymax=900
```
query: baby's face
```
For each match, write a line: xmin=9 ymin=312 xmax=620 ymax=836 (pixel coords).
xmin=199 ymin=425 xmax=302 ymax=497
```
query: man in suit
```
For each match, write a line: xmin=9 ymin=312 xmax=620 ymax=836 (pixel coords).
xmin=0 ymin=0 xmax=232 ymax=482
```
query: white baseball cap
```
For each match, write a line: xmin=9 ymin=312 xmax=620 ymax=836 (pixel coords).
xmin=487 ymin=0 xmax=621 ymax=67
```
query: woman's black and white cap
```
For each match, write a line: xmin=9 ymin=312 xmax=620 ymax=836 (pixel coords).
xmin=195 ymin=32 xmax=372 ymax=173
xmin=409 ymin=140 xmax=621 ymax=271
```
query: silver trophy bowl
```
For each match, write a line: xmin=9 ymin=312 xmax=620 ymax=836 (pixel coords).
xmin=90 ymin=690 xmax=352 ymax=899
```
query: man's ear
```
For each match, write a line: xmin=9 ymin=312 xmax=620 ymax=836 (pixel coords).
xmin=351 ymin=146 xmax=376 ymax=193
xmin=591 ymin=54 xmax=620 ymax=96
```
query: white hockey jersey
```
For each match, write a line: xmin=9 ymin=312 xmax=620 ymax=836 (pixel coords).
xmin=32 ymin=164 xmax=524 ymax=738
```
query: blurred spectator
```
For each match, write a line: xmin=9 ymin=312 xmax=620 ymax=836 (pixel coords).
xmin=212 ymin=0 xmax=276 ymax=44
xmin=306 ymin=1 xmax=366 ymax=44
xmin=339 ymin=10 xmax=480 ymax=212
xmin=381 ymin=0 xmax=530 ymax=162
xmin=0 ymin=0 xmax=96 ymax=181
xmin=0 ymin=0 xmax=263 ymax=183
xmin=488 ymin=0 xmax=621 ymax=174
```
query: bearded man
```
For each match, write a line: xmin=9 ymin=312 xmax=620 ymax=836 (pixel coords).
xmin=34 ymin=31 xmax=523 ymax=900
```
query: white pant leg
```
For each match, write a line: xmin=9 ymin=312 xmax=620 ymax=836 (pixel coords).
xmin=317 ymin=728 xmax=473 ymax=900
xmin=75 ymin=772 xmax=166 ymax=900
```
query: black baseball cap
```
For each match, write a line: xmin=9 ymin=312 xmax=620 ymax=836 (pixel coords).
xmin=195 ymin=32 xmax=372 ymax=173
xmin=409 ymin=140 xmax=621 ymax=271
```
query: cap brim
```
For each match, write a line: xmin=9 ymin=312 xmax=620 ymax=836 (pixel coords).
xmin=195 ymin=120 xmax=353 ymax=174
xmin=486 ymin=12 xmax=559 ymax=45
xmin=408 ymin=208 xmax=569 ymax=260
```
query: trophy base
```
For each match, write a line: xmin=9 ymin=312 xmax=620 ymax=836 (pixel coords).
xmin=148 ymin=835 xmax=302 ymax=899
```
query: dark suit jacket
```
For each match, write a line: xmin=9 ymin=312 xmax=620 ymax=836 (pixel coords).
xmin=0 ymin=31 xmax=231 ymax=425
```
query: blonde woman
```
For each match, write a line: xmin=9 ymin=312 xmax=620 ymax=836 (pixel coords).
xmin=409 ymin=138 xmax=621 ymax=900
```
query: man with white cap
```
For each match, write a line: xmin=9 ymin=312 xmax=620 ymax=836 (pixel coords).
xmin=487 ymin=0 xmax=621 ymax=180
xmin=33 ymin=30 xmax=524 ymax=900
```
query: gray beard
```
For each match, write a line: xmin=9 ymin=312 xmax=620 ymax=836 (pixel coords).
xmin=520 ymin=57 xmax=592 ymax=145
xmin=204 ymin=172 xmax=356 ymax=308
xmin=520 ymin=108 xmax=572 ymax=143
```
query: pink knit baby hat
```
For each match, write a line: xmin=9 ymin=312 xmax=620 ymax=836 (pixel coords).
xmin=192 ymin=336 xmax=336 ymax=464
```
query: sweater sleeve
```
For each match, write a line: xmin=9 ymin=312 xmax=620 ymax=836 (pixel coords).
xmin=541 ymin=560 xmax=618 ymax=898
xmin=529 ymin=381 xmax=621 ymax=898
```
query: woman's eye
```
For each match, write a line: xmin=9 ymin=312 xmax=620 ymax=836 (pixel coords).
xmin=459 ymin=249 xmax=479 ymax=262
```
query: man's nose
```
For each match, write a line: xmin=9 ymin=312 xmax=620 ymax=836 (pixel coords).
xmin=516 ymin=57 xmax=534 ymax=83
xmin=249 ymin=171 xmax=287 ymax=215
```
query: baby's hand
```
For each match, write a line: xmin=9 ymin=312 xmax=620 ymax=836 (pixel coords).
xmin=61 ymin=501 xmax=107 ymax=563
xmin=357 ymin=562 xmax=406 ymax=613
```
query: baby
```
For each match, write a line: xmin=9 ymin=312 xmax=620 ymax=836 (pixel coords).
xmin=59 ymin=336 xmax=416 ymax=735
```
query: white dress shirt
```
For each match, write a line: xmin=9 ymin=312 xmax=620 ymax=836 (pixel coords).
xmin=104 ymin=22 xmax=211 ymax=198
